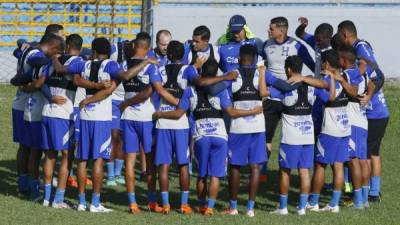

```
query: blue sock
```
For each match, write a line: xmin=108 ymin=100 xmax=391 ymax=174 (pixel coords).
xmin=29 ymin=179 xmax=40 ymax=197
xmin=362 ymin=186 xmax=369 ymax=204
xmin=54 ymin=188 xmax=65 ymax=204
xmin=128 ymin=192 xmax=136 ymax=204
xmin=181 ymin=191 xmax=189 ymax=205
xmin=207 ymin=199 xmax=216 ymax=209
xmin=44 ymin=184 xmax=52 ymax=201
xmin=91 ymin=193 xmax=100 ymax=207
xmin=344 ymin=166 xmax=350 ymax=183
xmin=299 ymin=193 xmax=308 ymax=209
xmin=161 ymin=191 xmax=169 ymax=206
xmin=79 ymin=193 xmax=86 ymax=205
xmin=114 ymin=159 xmax=124 ymax=177
xmin=18 ymin=174 xmax=29 ymax=191
xmin=329 ymin=190 xmax=342 ymax=207
xmin=353 ymin=188 xmax=362 ymax=207
xmin=260 ymin=162 xmax=267 ymax=174
xmin=106 ymin=162 xmax=115 ymax=180
xmin=279 ymin=195 xmax=288 ymax=209
xmin=247 ymin=200 xmax=255 ymax=210
xmin=148 ymin=192 xmax=157 ymax=203
xmin=229 ymin=200 xmax=237 ymax=209
xmin=309 ymin=193 xmax=320 ymax=206
xmin=197 ymin=198 xmax=206 ymax=206
xmin=369 ymin=176 xmax=381 ymax=196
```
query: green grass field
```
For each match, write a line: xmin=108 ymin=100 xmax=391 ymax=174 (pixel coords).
xmin=0 ymin=84 xmax=399 ymax=225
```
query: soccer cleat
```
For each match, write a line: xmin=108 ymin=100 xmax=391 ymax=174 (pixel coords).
xmin=222 ymin=208 xmax=239 ymax=215
xmin=180 ymin=204 xmax=193 ymax=214
xmin=67 ymin=176 xmax=78 ymax=188
xmin=320 ymin=205 xmax=340 ymax=213
xmin=364 ymin=202 xmax=370 ymax=208
xmin=89 ymin=204 xmax=113 ymax=213
xmin=115 ymin=176 xmax=125 ymax=185
xmin=368 ymin=193 xmax=382 ymax=203
xmin=259 ymin=174 xmax=268 ymax=183
xmin=105 ymin=178 xmax=117 ymax=187
xmin=353 ymin=204 xmax=364 ymax=210
xmin=147 ymin=202 xmax=163 ymax=213
xmin=297 ymin=208 xmax=306 ymax=216
xmin=344 ymin=198 xmax=354 ymax=208
xmin=161 ymin=205 xmax=171 ymax=214
xmin=306 ymin=203 xmax=320 ymax=212
xmin=129 ymin=203 xmax=141 ymax=214
xmin=198 ymin=206 xmax=207 ymax=214
xmin=43 ymin=199 xmax=50 ymax=207
xmin=52 ymin=202 xmax=71 ymax=209
xmin=246 ymin=209 xmax=255 ymax=217
xmin=85 ymin=178 xmax=93 ymax=186
xmin=270 ymin=208 xmax=288 ymax=215
xmin=202 ymin=208 xmax=214 ymax=216
xmin=77 ymin=204 xmax=87 ymax=211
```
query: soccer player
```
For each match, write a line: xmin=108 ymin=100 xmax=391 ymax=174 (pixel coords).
xmin=302 ymin=50 xmax=350 ymax=213
xmin=148 ymin=29 xmax=172 ymax=67
xmin=222 ymin=44 xmax=269 ymax=217
xmin=262 ymin=17 xmax=315 ymax=165
xmin=218 ymin=15 xmax=261 ymax=73
xmin=270 ymin=55 xmax=335 ymax=215
xmin=40 ymin=34 xmax=86 ymax=208
xmin=66 ymin=37 xmax=151 ymax=212
xmin=118 ymin=32 xmax=161 ymax=213
xmin=337 ymin=20 xmax=389 ymax=203
xmin=153 ymin=59 xmax=262 ymax=216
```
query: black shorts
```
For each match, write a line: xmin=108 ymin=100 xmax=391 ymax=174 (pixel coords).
xmin=263 ymin=99 xmax=283 ymax=143
xmin=367 ymin=118 xmax=389 ymax=157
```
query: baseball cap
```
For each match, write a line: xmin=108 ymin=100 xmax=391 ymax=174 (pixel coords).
xmin=229 ymin=15 xmax=246 ymax=33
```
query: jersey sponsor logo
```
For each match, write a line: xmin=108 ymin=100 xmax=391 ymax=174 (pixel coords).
xmin=225 ymin=56 xmax=238 ymax=64
xmin=294 ymin=120 xmax=313 ymax=134
xmin=282 ymin=46 xmax=290 ymax=57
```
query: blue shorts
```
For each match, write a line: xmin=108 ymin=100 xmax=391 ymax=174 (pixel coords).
xmin=73 ymin=107 xmax=80 ymax=143
xmin=155 ymin=129 xmax=190 ymax=166
xmin=111 ymin=100 xmax=122 ymax=130
xmin=77 ymin=120 xmax=111 ymax=160
xmin=348 ymin=126 xmax=368 ymax=160
xmin=20 ymin=121 xmax=31 ymax=147
xmin=12 ymin=109 xmax=24 ymax=143
xmin=228 ymin=132 xmax=268 ymax=166
xmin=41 ymin=116 xmax=73 ymax=151
xmin=121 ymin=120 xmax=153 ymax=154
xmin=24 ymin=121 xmax=43 ymax=149
xmin=315 ymin=133 xmax=349 ymax=164
xmin=194 ymin=136 xmax=228 ymax=178
xmin=279 ymin=144 xmax=314 ymax=169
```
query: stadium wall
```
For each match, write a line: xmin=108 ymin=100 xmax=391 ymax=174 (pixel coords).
xmin=153 ymin=3 xmax=400 ymax=77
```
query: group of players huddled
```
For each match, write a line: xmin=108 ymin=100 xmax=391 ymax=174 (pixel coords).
xmin=10 ymin=14 xmax=389 ymax=217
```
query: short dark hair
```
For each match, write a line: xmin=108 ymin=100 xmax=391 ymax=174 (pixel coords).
xmin=321 ymin=49 xmax=341 ymax=69
xmin=270 ymin=17 xmax=288 ymax=28
xmin=239 ymin=44 xmax=257 ymax=62
xmin=331 ymin=33 xmax=343 ymax=50
xmin=285 ymin=55 xmax=303 ymax=74
xmin=314 ymin=23 xmax=333 ymax=38
xmin=44 ymin=24 xmax=64 ymax=36
xmin=167 ymin=40 xmax=184 ymax=61
xmin=337 ymin=45 xmax=357 ymax=64
xmin=338 ymin=20 xmax=357 ymax=36
xmin=193 ymin=25 xmax=211 ymax=41
xmin=40 ymin=33 xmax=64 ymax=48
xmin=201 ymin=59 xmax=219 ymax=77
xmin=134 ymin=32 xmax=151 ymax=48
xmin=65 ymin=33 xmax=82 ymax=51
xmin=92 ymin=37 xmax=111 ymax=57
xmin=156 ymin=30 xmax=171 ymax=43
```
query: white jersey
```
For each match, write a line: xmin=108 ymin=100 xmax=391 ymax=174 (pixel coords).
xmin=321 ymin=80 xmax=351 ymax=137
xmin=24 ymin=65 xmax=47 ymax=122
xmin=185 ymin=44 xmax=220 ymax=64
xmin=120 ymin=59 xmax=155 ymax=121
xmin=12 ymin=48 xmax=41 ymax=111
xmin=263 ymin=37 xmax=300 ymax=80
xmin=111 ymin=83 xmax=125 ymax=101
xmin=280 ymin=86 xmax=316 ymax=145
xmin=347 ymin=73 xmax=368 ymax=130
xmin=156 ymin=64 xmax=189 ymax=129
xmin=189 ymin=87 xmax=227 ymax=141
xmin=42 ymin=56 xmax=79 ymax=120
xmin=230 ymin=68 xmax=265 ymax=134
xmin=74 ymin=87 xmax=85 ymax=108
xmin=80 ymin=59 xmax=114 ymax=121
